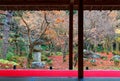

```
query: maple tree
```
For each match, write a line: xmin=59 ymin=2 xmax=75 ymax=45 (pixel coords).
xmin=84 ymin=10 xmax=115 ymax=52
xmin=18 ymin=11 xmax=51 ymax=67
xmin=0 ymin=10 xmax=78 ymax=68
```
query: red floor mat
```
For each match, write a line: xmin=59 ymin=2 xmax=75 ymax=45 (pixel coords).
xmin=0 ymin=70 xmax=120 ymax=77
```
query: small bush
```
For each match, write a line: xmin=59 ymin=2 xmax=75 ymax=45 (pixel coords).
xmin=90 ymin=59 xmax=97 ymax=66
xmin=50 ymin=52 xmax=55 ymax=56
xmin=6 ymin=52 xmax=15 ymax=60
xmin=10 ymin=56 xmax=19 ymax=62
xmin=41 ymin=51 xmax=51 ymax=57
xmin=113 ymin=67 xmax=120 ymax=70
xmin=114 ymin=59 xmax=120 ymax=66
xmin=101 ymin=56 xmax=107 ymax=60
xmin=10 ymin=56 xmax=27 ymax=68
xmin=56 ymin=52 xmax=62 ymax=56
xmin=0 ymin=59 xmax=19 ymax=65
xmin=46 ymin=59 xmax=52 ymax=66
xmin=112 ymin=51 xmax=120 ymax=55
xmin=41 ymin=54 xmax=48 ymax=61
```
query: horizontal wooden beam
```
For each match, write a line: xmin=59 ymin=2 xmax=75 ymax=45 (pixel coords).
xmin=84 ymin=0 xmax=120 ymax=5
xmin=0 ymin=5 xmax=78 ymax=10
xmin=1 ymin=5 xmax=120 ymax=10
xmin=0 ymin=0 xmax=120 ymax=10
xmin=0 ymin=2 xmax=67 ymax=5
xmin=84 ymin=5 xmax=120 ymax=10
xmin=0 ymin=0 xmax=120 ymax=6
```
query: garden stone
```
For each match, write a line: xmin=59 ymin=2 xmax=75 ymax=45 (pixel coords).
xmin=34 ymin=45 xmax=42 ymax=51
xmin=83 ymin=49 xmax=101 ymax=59
xmin=32 ymin=62 xmax=45 ymax=68
xmin=92 ymin=53 xmax=101 ymax=59
xmin=112 ymin=55 xmax=120 ymax=60
xmin=33 ymin=52 xmax=41 ymax=62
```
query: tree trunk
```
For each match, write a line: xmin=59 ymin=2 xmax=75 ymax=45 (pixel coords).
xmin=62 ymin=39 xmax=68 ymax=62
xmin=116 ymin=41 xmax=119 ymax=54
xmin=74 ymin=53 xmax=78 ymax=67
xmin=27 ymin=45 xmax=34 ymax=68
xmin=16 ymin=42 xmax=19 ymax=55
xmin=111 ymin=43 xmax=113 ymax=52
xmin=2 ymin=11 xmax=12 ymax=58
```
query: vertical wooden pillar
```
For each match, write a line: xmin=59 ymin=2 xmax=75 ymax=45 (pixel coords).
xmin=78 ymin=0 xmax=83 ymax=79
xmin=69 ymin=0 xmax=74 ymax=70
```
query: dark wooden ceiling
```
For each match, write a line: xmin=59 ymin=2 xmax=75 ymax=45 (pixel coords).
xmin=0 ymin=0 xmax=120 ymax=10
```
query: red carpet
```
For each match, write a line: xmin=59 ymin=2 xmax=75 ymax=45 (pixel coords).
xmin=84 ymin=70 xmax=120 ymax=77
xmin=0 ymin=70 xmax=120 ymax=77
xmin=0 ymin=70 xmax=77 ymax=77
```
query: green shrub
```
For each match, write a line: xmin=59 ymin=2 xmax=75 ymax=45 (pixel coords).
xmin=10 ymin=56 xmax=27 ymax=68
xmin=46 ymin=59 xmax=52 ymax=65
xmin=112 ymin=51 xmax=120 ymax=55
xmin=56 ymin=52 xmax=62 ymax=56
xmin=0 ymin=59 xmax=19 ymax=65
xmin=96 ymin=46 xmax=103 ymax=52
xmin=113 ymin=67 xmax=120 ymax=70
xmin=7 ymin=46 xmax=15 ymax=53
xmin=49 ymin=52 xmax=55 ymax=56
xmin=41 ymin=51 xmax=51 ymax=57
xmin=5 ymin=66 xmax=9 ymax=69
xmin=90 ymin=59 xmax=97 ymax=66
xmin=11 ymin=56 xmax=19 ymax=62
xmin=0 ymin=40 xmax=3 ymax=55
xmin=114 ymin=59 xmax=120 ymax=66
xmin=0 ymin=59 xmax=9 ymax=64
xmin=41 ymin=54 xmax=48 ymax=61
xmin=101 ymin=56 xmax=107 ymax=60
xmin=6 ymin=52 xmax=15 ymax=60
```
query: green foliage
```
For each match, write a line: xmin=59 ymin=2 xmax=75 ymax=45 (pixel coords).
xmin=101 ymin=56 xmax=107 ymax=60
xmin=18 ymin=37 xmax=28 ymax=54
xmin=0 ymin=40 xmax=3 ymax=55
xmin=46 ymin=59 xmax=52 ymax=65
xmin=41 ymin=45 xmax=48 ymax=50
xmin=10 ymin=56 xmax=19 ymax=63
xmin=7 ymin=46 xmax=15 ymax=53
xmin=41 ymin=51 xmax=53 ymax=65
xmin=41 ymin=54 xmax=48 ymax=61
xmin=114 ymin=59 xmax=120 ymax=66
xmin=90 ymin=59 xmax=97 ymax=66
xmin=96 ymin=45 xmax=104 ymax=52
xmin=13 ymin=11 xmax=24 ymax=17
xmin=0 ymin=59 xmax=19 ymax=65
xmin=66 ymin=10 xmax=77 ymax=15
xmin=73 ymin=67 xmax=78 ymax=70
xmin=41 ymin=51 xmax=50 ymax=57
xmin=115 ymin=37 xmax=120 ymax=42
xmin=5 ymin=66 xmax=9 ymax=69
xmin=8 ymin=33 xmax=28 ymax=56
xmin=112 ymin=67 xmax=120 ymax=70
xmin=10 ymin=56 xmax=27 ymax=68
xmin=6 ymin=52 xmax=15 ymax=60
xmin=56 ymin=52 xmax=62 ymax=56
xmin=50 ymin=52 xmax=55 ymax=56
xmin=11 ymin=56 xmax=26 ymax=62
xmin=112 ymin=51 xmax=120 ymax=55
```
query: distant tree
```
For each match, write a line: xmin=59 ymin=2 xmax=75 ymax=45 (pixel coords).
xmin=18 ymin=11 xmax=50 ymax=67
xmin=84 ymin=11 xmax=115 ymax=52
xmin=2 ymin=11 xmax=13 ymax=58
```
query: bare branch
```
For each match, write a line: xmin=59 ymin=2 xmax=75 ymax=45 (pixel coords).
xmin=18 ymin=12 xmax=32 ymax=45
xmin=33 ymin=12 xmax=49 ymax=45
